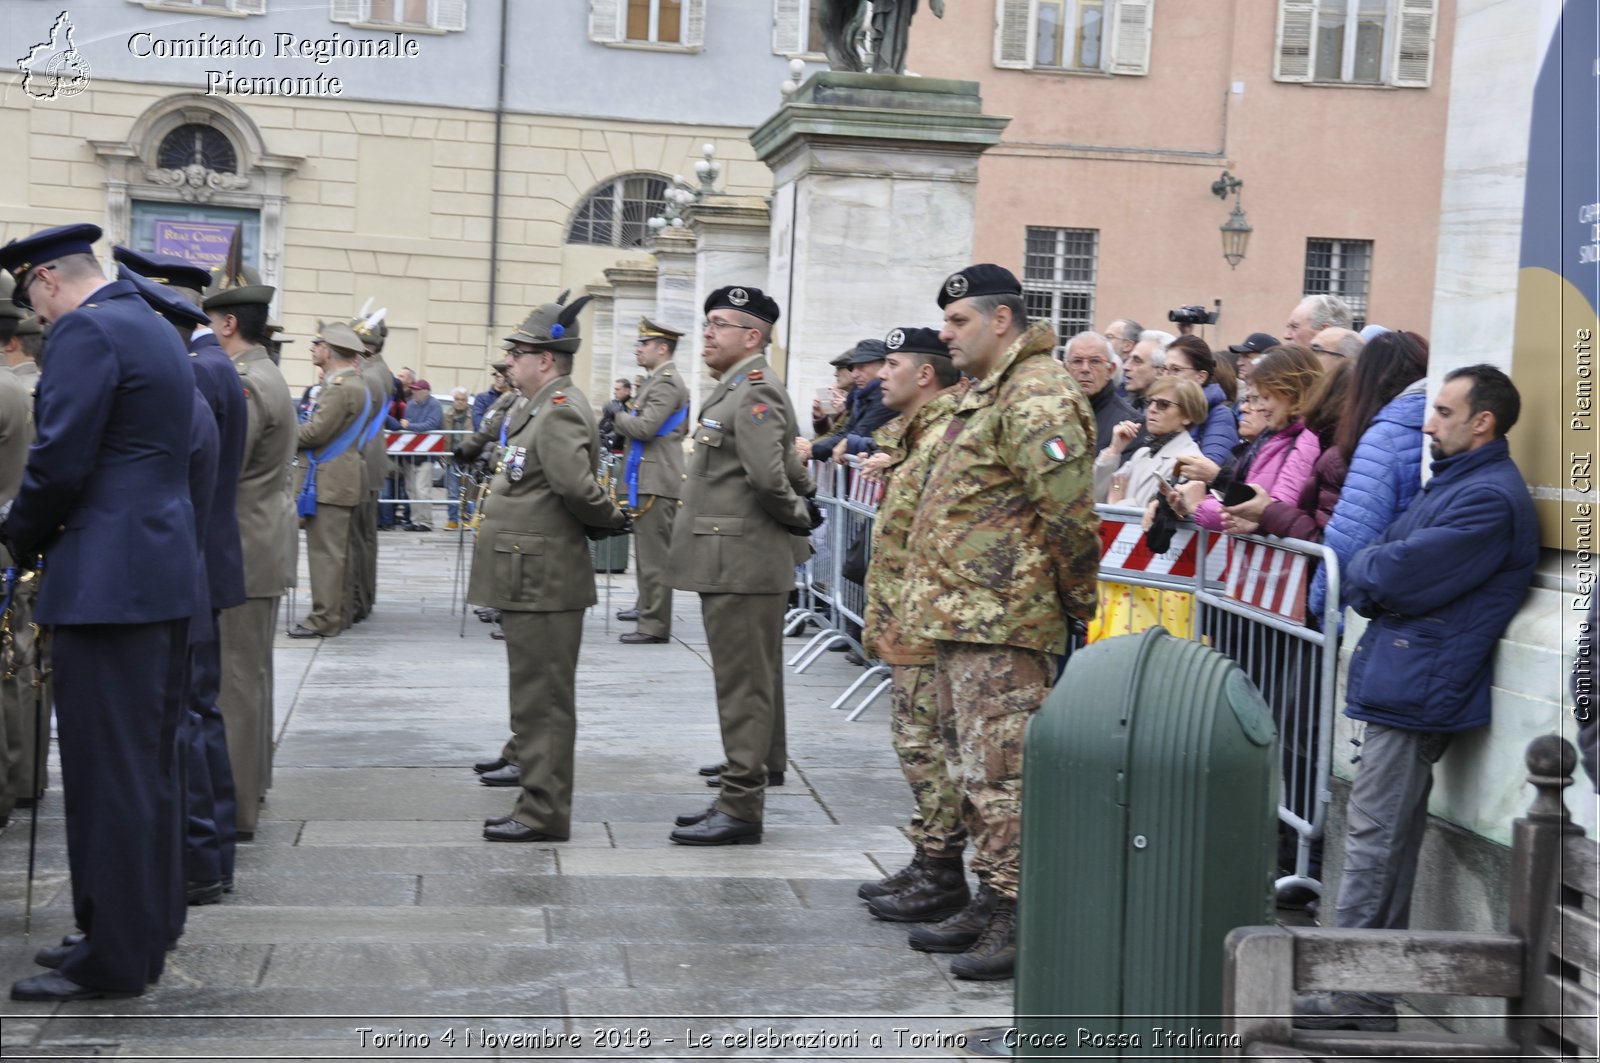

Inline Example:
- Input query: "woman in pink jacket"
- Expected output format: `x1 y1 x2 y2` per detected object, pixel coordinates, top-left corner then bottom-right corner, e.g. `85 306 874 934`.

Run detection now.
1162 344 1324 530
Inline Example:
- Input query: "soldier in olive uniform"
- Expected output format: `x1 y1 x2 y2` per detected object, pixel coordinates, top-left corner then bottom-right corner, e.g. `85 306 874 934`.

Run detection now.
611 317 691 644
855 327 974 924
900 264 1099 980
668 286 818 846
0 281 37 823
469 292 628 842
289 323 371 639
351 311 391 625
205 283 296 836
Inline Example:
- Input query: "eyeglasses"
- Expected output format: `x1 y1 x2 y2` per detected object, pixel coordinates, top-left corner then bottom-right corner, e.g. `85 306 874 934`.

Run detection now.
1067 358 1109 369
508 345 539 358
1147 398 1178 412
15 265 51 309
702 317 754 332
1159 362 1197 376
1309 344 1343 358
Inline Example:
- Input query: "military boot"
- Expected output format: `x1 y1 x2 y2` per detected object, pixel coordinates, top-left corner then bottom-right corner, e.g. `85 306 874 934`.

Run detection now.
948 895 1017 981
857 848 925 901
907 882 996 953
866 855 969 923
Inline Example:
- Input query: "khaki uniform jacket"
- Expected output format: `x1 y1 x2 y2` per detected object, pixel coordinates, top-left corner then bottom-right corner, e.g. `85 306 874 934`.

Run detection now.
863 382 967 666
10 362 40 397
360 355 394 495
294 365 367 507
0 367 34 505
466 376 624 612
457 390 520 463
903 322 1100 654
232 345 297 598
669 354 810 595
609 360 690 500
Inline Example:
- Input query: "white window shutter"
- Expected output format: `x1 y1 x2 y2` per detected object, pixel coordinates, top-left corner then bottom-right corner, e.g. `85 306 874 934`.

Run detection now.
330 0 370 24
1273 0 1316 82
431 0 466 30
1106 0 1153 75
993 0 1035 69
683 0 706 48
772 0 804 56
233 0 267 14
1390 0 1437 87
589 0 625 43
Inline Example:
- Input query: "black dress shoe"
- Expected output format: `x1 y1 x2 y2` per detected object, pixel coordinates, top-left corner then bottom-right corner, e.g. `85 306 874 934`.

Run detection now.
697 761 727 777
11 971 139 1002
619 632 668 644
669 809 762 846
474 756 510 774
479 764 521 786
187 880 224 906
287 624 325 639
616 608 640 621
33 943 72 969
707 771 784 788
483 820 567 843
61 932 84 947
490 628 505 641
484 813 515 827
674 803 716 827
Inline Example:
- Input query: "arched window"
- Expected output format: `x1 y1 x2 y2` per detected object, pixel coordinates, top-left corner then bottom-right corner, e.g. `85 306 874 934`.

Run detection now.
157 123 239 174
566 174 668 248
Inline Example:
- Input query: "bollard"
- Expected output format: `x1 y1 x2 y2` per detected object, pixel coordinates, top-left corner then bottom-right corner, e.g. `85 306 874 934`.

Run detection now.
1013 626 1277 1058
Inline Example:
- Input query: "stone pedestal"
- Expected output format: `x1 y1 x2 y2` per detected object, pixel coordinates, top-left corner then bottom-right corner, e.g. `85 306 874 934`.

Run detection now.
602 260 658 392
750 72 1009 412
584 279 616 399
683 193 773 405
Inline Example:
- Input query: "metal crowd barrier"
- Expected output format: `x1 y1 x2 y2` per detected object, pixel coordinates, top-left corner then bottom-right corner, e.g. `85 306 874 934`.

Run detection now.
791 485 1341 905
378 429 471 510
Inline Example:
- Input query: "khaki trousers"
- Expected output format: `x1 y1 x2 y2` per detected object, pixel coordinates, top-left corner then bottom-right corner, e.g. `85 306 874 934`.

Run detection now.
359 493 379 614
303 504 354 636
219 596 279 833
501 609 584 838
0 588 47 811
632 497 675 638
701 591 788 823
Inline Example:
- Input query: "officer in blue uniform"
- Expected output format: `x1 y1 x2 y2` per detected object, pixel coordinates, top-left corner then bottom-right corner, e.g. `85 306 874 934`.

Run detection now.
0 224 198 1002
115 247 249 909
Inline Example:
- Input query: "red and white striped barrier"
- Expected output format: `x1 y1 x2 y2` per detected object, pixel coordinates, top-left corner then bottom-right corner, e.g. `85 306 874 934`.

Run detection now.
1222 538 1309 623
385 432 451 455
1097 519 1228 582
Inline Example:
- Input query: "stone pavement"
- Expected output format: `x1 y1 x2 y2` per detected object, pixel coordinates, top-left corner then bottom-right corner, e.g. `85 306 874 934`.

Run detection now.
0 528 1012 1060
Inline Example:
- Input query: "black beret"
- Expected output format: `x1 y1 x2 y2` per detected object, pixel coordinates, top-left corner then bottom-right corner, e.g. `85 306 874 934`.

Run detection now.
704 285 780 326
118 265 209 329
0 223 102 308
936 263 1022 309
884 326 950 358
112 246 211 294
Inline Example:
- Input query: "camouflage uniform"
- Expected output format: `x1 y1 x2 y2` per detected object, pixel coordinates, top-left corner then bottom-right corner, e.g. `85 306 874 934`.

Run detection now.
864 382 970 859
902 321 1098 899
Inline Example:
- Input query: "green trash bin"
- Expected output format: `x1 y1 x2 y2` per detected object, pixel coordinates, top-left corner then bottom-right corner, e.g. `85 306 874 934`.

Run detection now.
591 533 629 574
1013 625 1277 1058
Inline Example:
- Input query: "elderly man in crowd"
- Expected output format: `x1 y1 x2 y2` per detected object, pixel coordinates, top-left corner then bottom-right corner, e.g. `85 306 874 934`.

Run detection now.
1121 330 1170 411
1308 326 1365 371
1283 293 1353 345
1064 330 1135 450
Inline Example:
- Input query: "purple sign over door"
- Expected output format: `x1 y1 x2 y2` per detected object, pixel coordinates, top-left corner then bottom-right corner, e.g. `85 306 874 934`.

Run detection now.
151 220 236 268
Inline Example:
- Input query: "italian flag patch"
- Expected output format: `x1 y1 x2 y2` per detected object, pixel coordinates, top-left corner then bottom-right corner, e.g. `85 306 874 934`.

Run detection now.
1043 436 1068 462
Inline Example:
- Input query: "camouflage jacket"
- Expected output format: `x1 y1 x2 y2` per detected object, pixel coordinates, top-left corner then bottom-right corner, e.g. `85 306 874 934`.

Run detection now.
903 322 1099 654
863 382 968 666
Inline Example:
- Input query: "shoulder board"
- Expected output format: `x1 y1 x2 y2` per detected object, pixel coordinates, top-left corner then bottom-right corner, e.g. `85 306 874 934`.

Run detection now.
551 393 568 406
662 368 674 378
748 369 764 382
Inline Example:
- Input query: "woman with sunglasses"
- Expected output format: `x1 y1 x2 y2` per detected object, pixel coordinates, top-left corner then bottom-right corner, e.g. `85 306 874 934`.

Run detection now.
1094 377 1206 506
1159 335 1239 465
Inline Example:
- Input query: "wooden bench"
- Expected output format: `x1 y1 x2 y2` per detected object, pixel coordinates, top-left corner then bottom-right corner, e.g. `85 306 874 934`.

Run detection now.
1223 734 1598 1058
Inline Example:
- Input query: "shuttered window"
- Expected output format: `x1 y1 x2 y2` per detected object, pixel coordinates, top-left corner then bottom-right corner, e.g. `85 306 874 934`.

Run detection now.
1275 0 1436 87
329 0 467 30
129 0 267 12
994 0 1151 75
772 0 828 57
592 0 705 48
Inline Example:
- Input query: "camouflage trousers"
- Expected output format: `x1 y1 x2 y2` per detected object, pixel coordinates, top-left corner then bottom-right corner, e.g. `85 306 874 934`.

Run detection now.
933 640 1056 900
890 664 969 859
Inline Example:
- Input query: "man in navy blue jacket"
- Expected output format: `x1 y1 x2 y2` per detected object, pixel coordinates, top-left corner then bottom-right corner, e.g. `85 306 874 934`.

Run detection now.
0 224 198 1001
1297 365 1538 1031
796 338 895 463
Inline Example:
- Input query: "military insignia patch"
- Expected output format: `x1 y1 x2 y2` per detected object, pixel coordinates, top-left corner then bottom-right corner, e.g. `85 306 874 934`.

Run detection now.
730 374 745 387
748 369 764 381
1043 436 1068 462
551 393 568 406
701 418 724 430
507 446 528 481
728 287 750 307
943 273 969 300
886 328 906 350
751 403 770 424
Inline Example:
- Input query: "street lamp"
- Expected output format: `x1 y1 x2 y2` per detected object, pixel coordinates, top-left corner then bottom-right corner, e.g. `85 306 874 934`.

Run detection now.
1211 170 1252 270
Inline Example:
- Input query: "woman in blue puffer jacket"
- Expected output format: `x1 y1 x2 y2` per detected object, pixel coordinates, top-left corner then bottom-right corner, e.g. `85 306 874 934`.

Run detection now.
1309 330 1430 621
